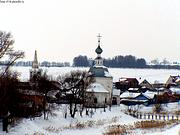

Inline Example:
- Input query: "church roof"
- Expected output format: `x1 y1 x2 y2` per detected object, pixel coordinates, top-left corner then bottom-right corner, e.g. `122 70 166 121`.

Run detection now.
87 83 109 93
89 65 112 78
95 45 103 54
32 50 39 69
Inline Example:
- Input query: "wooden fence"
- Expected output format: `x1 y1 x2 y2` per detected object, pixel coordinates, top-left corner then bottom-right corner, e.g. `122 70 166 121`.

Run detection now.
126 112 180 121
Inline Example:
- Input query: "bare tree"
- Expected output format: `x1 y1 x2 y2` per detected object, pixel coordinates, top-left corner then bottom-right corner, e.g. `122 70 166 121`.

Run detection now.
35 71 53 119
57 70 94 118
0 31 24 116
0 71 20 116
0 31 24 75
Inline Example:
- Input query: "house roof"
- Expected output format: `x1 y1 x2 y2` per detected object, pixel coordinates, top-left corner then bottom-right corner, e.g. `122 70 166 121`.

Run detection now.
118 77 139 84
86 83 109 93
120 91 140 98
128 88 139 91
120 91 155 99
143 91 156 99
170 87 180 94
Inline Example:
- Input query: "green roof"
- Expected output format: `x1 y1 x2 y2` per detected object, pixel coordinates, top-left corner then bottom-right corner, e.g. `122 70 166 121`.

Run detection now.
95 45 103 54
89 66 112 78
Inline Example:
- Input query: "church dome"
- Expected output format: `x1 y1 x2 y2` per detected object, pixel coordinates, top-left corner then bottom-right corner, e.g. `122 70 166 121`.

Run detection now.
95 45 103 54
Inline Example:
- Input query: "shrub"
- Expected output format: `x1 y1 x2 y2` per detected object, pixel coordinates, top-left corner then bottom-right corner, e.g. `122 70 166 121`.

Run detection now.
153 104 163 113
103 125 128 135
134 120 179 129
75 122 86 129
85 120 95 127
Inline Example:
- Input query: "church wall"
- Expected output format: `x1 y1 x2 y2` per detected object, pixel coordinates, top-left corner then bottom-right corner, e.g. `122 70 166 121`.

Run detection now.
86 92 110 107
94 77 113 98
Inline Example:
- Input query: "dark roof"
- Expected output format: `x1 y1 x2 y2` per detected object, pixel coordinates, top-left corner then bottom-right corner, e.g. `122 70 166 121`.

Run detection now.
89 66 112 78
95 45 103 54
119 78 139 83
95 56 102 60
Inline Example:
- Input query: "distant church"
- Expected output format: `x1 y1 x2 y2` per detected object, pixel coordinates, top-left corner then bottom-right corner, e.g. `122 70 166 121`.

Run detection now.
30 50 42 82
87 34 113 107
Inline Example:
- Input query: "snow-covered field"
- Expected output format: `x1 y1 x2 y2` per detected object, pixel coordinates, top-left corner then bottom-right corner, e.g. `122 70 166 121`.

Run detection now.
6 104 180 135
1 67 179 135
12 66 180 84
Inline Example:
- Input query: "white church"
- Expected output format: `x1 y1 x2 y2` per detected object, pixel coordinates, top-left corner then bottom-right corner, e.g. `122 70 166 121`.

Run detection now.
87 34 113 107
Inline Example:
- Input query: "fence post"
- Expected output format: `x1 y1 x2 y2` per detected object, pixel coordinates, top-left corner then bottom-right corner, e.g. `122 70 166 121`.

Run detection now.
144 114 146 119
139 114 142 119
155 114 158 120
163 115 166 121
159 115 161 120
167 115 169 121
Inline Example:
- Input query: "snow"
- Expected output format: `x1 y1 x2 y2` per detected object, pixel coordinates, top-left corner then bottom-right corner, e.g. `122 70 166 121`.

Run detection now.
170 87 180 94
120 91 140 98
11 67 180 84
93 65 107 69
1 103 179 135
128 88 139 91
143 91 156 99
87 83 109 93
6 105 139 135
175 78 180 83
1 67 179 134
104 71 112 77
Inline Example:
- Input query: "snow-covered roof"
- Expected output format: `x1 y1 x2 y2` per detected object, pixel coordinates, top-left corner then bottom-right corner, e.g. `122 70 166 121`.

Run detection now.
170 87 180 94
112 89 121 96
120 91 155 99
120 91 140 98
104 71 112 77
128 88 139 91
175 78 180 83
93 65 107 68
121 99 148 103
143 91 156 99
47 90 59 98
87 83 109 93
119 78 127 82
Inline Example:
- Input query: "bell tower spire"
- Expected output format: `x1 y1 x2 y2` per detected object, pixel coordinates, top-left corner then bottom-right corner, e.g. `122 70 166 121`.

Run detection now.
30 50 41 82
32 50 39 69
97 33 101 46
95 33 103 66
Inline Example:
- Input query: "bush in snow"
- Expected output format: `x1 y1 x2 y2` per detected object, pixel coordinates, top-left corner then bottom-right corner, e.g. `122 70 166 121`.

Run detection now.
153 104 163 113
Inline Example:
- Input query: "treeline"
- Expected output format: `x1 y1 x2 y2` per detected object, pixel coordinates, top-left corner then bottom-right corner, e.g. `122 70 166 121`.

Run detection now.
73 55 147 68
73 55 180 69
104 55 146 68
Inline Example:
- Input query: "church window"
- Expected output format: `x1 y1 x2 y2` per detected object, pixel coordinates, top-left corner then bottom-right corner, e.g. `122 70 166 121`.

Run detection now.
105 98 107 103
94 98 97 103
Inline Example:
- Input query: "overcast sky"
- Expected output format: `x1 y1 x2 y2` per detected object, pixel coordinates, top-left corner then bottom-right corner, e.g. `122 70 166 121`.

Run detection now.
0 0 180 63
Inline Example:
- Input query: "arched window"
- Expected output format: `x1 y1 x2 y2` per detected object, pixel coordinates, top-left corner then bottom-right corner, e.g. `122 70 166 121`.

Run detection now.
105 98 107 103
94 98 97 104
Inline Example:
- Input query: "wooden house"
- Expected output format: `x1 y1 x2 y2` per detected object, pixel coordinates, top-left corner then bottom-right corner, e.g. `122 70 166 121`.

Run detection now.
165 75 180 87
120 91 155 106
115 77 139 91
139 79 154 90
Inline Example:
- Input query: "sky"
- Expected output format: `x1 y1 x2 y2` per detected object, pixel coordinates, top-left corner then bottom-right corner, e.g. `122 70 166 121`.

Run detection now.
0 0 180 63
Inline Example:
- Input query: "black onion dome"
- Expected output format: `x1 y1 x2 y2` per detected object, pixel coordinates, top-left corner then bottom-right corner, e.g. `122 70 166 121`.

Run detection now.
95 45 103 54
